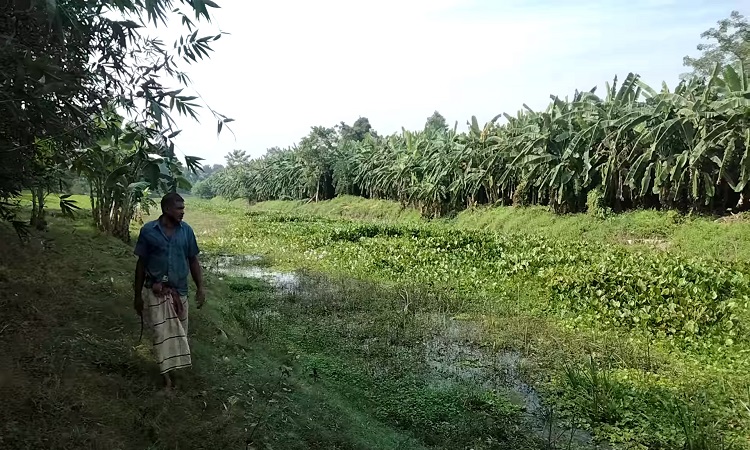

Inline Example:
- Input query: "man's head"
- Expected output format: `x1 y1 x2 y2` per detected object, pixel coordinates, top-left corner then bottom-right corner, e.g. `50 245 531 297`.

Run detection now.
161 192 185 223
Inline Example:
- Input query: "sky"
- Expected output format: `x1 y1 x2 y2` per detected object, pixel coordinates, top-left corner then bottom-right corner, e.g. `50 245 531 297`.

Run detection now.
145 0 747 165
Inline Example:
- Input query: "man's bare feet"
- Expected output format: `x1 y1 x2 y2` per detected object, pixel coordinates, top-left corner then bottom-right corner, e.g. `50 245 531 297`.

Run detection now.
163 372 173 390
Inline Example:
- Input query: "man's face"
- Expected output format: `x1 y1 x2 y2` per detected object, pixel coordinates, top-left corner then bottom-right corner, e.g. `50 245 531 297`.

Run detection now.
165 200 185 222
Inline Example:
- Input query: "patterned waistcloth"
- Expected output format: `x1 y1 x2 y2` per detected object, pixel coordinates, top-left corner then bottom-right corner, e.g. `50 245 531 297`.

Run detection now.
142 287 191 374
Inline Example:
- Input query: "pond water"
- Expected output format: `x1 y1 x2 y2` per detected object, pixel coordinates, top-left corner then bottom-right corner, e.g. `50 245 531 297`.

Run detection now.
211 253 601 449
423 314 598 448
213 254 301 293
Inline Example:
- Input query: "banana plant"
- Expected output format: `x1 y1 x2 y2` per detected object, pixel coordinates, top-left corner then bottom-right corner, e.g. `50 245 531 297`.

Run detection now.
204 64 750 217
72 113 202 242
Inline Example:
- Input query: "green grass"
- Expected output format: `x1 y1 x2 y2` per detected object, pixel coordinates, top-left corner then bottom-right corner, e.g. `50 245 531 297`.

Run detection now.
453 204 684 239
0 197 544 450
247 195 423 222
6 194 750 449
245 196 750 264
189 197 750 450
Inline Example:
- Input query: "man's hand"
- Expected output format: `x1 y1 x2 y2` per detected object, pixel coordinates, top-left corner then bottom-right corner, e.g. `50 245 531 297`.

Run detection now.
196 287 206 309
134 293 144 317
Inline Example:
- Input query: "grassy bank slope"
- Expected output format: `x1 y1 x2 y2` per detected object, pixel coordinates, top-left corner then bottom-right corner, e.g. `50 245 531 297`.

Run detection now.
0 206 428 450
246 197 750 263
246 195 422 223
0 213 255 449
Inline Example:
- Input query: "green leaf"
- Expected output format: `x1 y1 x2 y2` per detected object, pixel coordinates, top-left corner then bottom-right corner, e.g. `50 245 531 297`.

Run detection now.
723 65 742 92
143 163 161 187
105 165 131 187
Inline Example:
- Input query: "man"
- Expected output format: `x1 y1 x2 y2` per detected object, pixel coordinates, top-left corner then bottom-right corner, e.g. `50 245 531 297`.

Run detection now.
133 192 206 391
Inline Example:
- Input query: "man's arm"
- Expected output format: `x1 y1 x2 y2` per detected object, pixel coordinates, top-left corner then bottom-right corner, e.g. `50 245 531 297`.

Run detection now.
134 256 146 316
186 226 205 308
189 255 205 308
189 255 203 290
133 227 149 316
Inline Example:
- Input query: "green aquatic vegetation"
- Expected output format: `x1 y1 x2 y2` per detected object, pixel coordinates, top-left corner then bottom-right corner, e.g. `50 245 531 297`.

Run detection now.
192 201 750 449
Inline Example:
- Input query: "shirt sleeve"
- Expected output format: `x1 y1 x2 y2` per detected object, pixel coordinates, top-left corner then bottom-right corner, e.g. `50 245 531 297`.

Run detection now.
134 227 149 258
187 226 200 259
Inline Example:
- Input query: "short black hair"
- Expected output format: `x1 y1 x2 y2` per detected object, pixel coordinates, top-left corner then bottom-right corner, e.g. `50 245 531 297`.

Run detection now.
161 192 184 213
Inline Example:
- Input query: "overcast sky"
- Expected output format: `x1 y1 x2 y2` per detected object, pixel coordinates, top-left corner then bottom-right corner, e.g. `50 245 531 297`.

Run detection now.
150 0 745 165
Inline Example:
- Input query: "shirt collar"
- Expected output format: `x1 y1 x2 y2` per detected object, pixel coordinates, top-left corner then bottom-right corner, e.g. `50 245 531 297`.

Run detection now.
153 215 183 231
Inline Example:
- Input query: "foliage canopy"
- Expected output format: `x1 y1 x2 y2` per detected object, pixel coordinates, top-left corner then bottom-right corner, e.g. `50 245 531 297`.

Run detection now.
1 0 232 235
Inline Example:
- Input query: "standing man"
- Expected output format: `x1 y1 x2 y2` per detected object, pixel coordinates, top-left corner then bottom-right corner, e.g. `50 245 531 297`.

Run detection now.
133 192 205 391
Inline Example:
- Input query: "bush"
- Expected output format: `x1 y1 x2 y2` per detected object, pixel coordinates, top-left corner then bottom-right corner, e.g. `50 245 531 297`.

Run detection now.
586 187 611 219
192 179 217 199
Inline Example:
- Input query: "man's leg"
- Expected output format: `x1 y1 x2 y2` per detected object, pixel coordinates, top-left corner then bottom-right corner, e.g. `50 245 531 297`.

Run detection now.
145 290 190 391
143 289 169 391
163 372 173 390
168 295 190 390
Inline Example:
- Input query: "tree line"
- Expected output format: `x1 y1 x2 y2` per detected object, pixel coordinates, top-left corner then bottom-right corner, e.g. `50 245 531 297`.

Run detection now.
2 5 747 241
198 11 750 218
1 0 230 240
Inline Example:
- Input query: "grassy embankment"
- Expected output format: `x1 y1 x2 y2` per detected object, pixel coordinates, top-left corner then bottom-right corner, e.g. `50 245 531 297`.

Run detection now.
201 195 750 450
3 193 750 449
240 194 750 263
0 194 541 450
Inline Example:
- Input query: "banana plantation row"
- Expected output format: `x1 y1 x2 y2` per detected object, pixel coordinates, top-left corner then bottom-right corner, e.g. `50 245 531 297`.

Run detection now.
197 66 750 217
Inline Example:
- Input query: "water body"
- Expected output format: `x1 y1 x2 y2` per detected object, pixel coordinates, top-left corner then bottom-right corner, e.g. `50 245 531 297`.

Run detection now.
422 314 600 448
212 254 602 449
213 254 301 293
